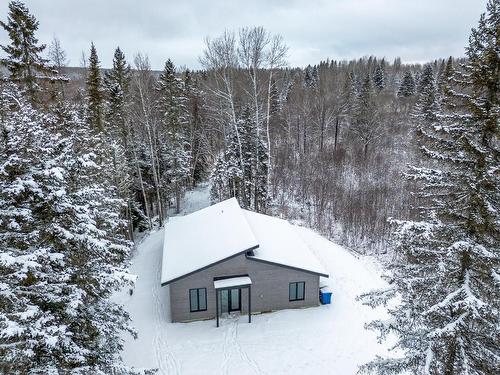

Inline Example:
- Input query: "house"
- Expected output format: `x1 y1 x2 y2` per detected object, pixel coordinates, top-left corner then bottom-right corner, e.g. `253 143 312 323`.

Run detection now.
161 198 329 326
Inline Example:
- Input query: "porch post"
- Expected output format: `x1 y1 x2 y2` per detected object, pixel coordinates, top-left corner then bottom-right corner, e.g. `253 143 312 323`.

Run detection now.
248 285 251 323
216 288 219 328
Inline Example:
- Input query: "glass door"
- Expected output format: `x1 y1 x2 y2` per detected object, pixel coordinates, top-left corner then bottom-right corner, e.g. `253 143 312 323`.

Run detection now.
219 288 241 314
220 289 229 314
230 288 240 312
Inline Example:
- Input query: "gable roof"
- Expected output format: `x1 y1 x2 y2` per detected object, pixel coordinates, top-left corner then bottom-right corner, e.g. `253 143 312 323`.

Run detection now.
161 198 259 285
161 198 328 286
242 210 328 277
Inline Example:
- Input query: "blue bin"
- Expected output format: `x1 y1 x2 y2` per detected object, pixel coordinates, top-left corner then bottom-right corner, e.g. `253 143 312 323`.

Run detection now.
319 290 332 305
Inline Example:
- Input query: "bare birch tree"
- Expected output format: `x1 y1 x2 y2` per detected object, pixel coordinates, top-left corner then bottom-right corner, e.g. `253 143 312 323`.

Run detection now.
132 53 164 225
200 31 243 170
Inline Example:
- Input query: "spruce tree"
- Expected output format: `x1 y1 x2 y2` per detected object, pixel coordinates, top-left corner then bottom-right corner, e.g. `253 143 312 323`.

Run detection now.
0 1 50 97
373 60 386 91
183 70 208 185
210 125 243 203
239 108 254 208
438 56 454 92
0 83 136 373
413 73 440 127
268 76 281 116
253 130 269 212
86 43 103 131
304 64 318 88
105 47 131 145
157 59 183 131
104 47 134 238
409 66 441 166
397 70 416 97
360 2 500 374
351 74 379 157
417 64 434 94
157 59 191 213
210 153 230 203
342 71 358 117
209 107 269 212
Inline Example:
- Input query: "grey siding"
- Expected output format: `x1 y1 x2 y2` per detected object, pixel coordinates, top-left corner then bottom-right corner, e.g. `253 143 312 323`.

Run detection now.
168 254 320 322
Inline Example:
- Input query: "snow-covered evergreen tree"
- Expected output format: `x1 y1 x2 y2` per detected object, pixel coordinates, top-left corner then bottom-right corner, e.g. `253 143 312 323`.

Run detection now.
105 47 131 145
104 47 135 239
239 109 255 208
0 83 136 373
373 60 386 91
252 131 269 212
412 74 440 132
157 60 185 131
157 59 191 213
438 56 454 93
342 71 358 118
210 125 243 203
183 70 209 185
417 64 434 94
0 1 51 99
359 2 500 374
209 107 269 212
397 70 415 97
350 74 380 157
304 64 318 89
239 106 266 210
210 153 230 203
86 43 103 131
164 131 191 214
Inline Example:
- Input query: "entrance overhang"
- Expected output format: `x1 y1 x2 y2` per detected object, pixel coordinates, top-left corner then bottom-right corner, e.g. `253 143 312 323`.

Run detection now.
214 276 252 327
214 276 252 290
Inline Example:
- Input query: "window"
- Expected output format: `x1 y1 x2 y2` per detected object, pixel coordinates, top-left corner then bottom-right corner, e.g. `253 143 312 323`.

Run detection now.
189 288 207 312
289 282 305 301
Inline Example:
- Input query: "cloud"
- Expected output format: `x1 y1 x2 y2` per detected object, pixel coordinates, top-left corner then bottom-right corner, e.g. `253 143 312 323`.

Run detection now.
0 0 488 70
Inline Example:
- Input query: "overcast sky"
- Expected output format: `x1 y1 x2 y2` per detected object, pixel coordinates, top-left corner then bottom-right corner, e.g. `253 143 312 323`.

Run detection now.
0 0 488 70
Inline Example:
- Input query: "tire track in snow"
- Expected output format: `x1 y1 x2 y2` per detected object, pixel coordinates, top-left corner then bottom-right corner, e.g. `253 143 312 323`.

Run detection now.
152 280 174 374
152 249 181 375
153 187 210 374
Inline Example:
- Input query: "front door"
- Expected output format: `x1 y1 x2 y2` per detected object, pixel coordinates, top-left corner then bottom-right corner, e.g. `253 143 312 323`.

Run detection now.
220 288 241 314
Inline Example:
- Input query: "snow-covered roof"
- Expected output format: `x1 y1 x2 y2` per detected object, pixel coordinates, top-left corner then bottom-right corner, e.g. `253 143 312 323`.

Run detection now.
161 198 259 285
161 198 328 286
214 276 252 289
242 210 328 277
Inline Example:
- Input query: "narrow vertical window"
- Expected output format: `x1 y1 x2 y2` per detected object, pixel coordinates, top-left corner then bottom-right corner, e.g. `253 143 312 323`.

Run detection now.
289 282 305 301
297 281 305 300
289 282 297 301
198 289 207 310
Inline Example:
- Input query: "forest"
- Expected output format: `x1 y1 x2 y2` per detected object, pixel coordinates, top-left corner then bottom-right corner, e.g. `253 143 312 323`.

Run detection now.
0 0 498 374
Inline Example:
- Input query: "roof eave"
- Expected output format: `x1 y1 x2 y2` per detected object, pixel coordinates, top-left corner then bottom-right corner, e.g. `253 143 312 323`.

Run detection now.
246 256 329 278
161 244 259 286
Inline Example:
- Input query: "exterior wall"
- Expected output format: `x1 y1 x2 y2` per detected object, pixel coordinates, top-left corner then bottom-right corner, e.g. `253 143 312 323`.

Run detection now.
168 254 320 322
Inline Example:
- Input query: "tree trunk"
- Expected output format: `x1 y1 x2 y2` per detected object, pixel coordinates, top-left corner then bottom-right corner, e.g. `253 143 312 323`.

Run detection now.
334 116 339 151
132 146 152 231
127 201 134 242
138 83 163 226
175 182 181 214
265 70 273 195
444 340 457 375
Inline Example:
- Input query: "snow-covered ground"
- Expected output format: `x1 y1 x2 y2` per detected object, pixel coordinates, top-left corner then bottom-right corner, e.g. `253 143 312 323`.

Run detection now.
114 184 392 374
